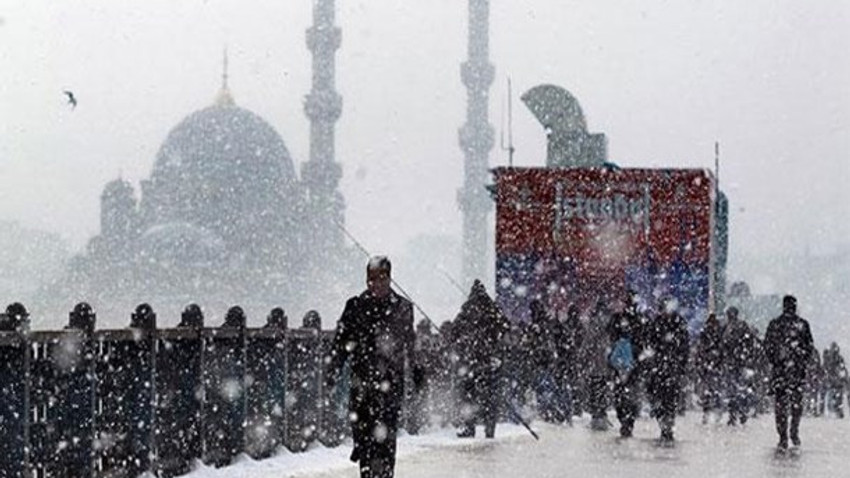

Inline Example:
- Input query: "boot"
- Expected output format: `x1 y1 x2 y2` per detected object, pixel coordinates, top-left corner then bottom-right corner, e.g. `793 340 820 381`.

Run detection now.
457 424 475 438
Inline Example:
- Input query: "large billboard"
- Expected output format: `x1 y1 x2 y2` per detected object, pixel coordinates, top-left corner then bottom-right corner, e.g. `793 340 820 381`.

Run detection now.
493 166 717 333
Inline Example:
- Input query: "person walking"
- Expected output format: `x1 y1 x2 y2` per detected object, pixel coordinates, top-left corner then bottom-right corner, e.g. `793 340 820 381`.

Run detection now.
822 342 847 418
764 295 816 452
581 299 613 430
453 279 510 438
325 257 416 478
606 290 646 438
643 297 690 444
695 313 724 424
722 307 757 426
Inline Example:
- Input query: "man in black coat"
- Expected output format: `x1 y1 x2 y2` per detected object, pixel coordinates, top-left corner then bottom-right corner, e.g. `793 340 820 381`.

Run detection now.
764 295 815 451
722 306 757 426
643 298 690 443
326 257 416 478
552 304 583 424
454 279 510 438
695 313 724 423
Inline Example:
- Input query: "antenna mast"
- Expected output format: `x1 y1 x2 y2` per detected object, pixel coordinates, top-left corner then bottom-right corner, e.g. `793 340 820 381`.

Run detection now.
499 76 515 166
715 141 720 196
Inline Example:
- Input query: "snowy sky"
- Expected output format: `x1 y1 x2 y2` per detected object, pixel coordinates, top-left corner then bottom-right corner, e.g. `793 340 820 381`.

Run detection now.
1 0 848 292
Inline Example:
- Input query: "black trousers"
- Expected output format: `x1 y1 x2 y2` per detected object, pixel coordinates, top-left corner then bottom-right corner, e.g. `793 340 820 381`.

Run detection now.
587 375 609 420
647 375 681 436
459 370 500 437
350 390 401 478
613 373 640 434
727 370 751 424
774 385 804 444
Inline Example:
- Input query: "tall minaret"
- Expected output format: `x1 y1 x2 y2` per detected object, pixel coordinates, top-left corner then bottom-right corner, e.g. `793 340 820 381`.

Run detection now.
303 0 345 262
458 0 495 287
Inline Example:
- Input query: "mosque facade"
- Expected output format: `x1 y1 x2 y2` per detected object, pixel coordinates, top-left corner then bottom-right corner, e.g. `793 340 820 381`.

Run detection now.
42 1 355 325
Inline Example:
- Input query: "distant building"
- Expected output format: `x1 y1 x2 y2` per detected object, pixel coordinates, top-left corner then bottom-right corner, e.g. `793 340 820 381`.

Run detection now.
40 81 353 324
41 2 356 325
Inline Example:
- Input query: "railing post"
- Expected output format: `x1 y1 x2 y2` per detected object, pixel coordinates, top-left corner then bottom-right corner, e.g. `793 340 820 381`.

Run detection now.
28 304 94 477
202 306 246 467
284 312 323 452
245 307 288 459
155 304 204 477
319 327 348 447
128 303 157 477
0 303 31 477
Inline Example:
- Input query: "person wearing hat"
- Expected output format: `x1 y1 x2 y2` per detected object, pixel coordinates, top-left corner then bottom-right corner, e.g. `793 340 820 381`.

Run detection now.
764 295 816 452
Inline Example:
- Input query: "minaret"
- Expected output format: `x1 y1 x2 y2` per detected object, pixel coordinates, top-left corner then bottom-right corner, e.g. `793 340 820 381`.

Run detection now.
303 0 345 269
458 0 495 287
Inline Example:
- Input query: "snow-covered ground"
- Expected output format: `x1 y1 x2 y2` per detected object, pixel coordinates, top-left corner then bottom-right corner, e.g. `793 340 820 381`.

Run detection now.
184 413 850 478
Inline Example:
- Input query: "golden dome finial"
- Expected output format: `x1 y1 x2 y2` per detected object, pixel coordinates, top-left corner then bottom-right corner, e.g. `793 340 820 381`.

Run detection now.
215 46 235 107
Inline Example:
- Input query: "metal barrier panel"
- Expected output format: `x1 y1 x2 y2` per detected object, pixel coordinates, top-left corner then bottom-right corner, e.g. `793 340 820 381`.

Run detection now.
201 328 245 467
29 330 95 478
284 329 321 452
94 330 155 478
155 328 203 477
245 329 287 459
318 330 348 446
0 332 29 477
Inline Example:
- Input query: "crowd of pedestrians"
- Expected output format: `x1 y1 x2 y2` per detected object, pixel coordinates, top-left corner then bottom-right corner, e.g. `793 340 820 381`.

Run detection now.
409 285 841 452
324 257 843 477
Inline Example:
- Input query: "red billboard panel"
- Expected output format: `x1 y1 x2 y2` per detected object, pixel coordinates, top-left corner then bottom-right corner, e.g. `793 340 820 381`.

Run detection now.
494 166 716 332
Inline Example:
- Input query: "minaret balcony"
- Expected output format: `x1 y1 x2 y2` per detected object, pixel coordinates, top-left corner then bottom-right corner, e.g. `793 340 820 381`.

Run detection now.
306 26 342 53
304 90 343 122
460 61 495 89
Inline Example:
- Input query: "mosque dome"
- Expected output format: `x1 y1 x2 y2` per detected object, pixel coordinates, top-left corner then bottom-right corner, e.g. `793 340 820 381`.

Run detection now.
140 96 300 245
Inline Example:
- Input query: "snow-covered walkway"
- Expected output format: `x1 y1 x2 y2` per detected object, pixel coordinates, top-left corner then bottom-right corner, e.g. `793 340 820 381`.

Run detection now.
186 413 850 478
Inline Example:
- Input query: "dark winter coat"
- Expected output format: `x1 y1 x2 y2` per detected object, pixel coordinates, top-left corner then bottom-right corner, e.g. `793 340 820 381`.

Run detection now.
453 286 511 379
642 311 690 384
764 312 815 392
327 289 416 421
552 309 584 380
527 302 555 371
606 306 647 369
823 346 847 387
722 318 757 375
695 318 724 381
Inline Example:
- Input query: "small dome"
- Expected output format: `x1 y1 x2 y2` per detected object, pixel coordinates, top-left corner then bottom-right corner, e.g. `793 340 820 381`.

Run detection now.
101 178 134 200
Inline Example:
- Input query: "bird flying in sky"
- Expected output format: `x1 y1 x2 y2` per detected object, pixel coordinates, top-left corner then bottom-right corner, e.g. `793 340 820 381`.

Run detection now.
63 90 77 109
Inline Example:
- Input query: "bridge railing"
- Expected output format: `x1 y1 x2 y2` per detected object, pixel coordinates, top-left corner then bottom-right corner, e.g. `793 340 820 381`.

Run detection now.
0 303 349 478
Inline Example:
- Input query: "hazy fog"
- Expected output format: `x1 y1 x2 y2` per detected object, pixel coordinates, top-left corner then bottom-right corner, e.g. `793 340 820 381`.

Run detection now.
1 1 848 337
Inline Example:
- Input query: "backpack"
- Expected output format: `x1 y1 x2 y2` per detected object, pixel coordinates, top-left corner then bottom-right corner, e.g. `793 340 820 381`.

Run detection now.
609 337 635 373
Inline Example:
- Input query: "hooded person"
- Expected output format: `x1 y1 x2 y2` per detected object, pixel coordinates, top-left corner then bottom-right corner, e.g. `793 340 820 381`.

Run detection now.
453 279 511 438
